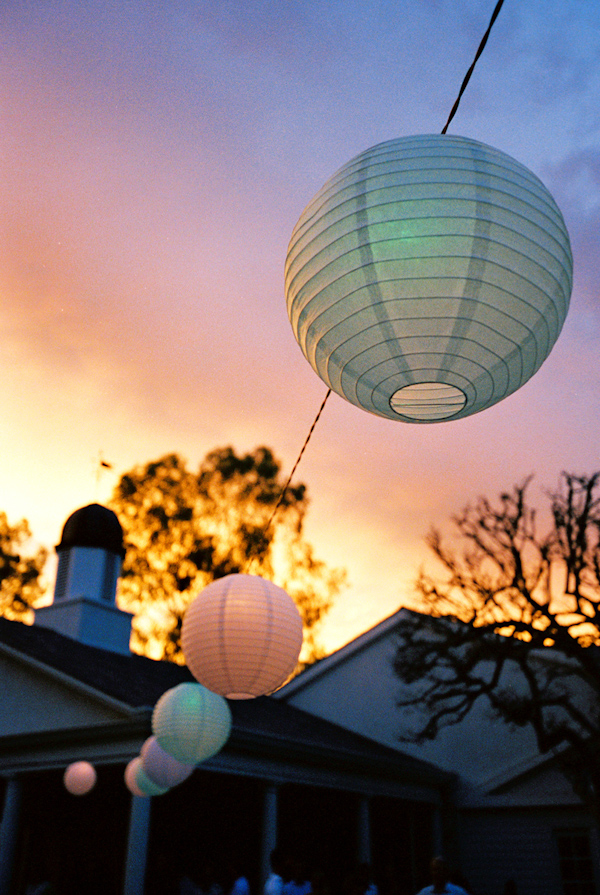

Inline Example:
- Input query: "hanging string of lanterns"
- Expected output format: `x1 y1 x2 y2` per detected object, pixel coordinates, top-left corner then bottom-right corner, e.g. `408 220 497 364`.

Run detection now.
122 683 232 798
66 1 570 811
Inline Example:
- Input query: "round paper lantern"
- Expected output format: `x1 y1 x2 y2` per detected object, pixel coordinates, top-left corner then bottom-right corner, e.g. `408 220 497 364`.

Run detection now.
140 736 195 789
134 760 170 797
152 682 232 764
64 761 96 795
124 758 146 797
124 756 169 797
181 574 304 698
285 134 572 423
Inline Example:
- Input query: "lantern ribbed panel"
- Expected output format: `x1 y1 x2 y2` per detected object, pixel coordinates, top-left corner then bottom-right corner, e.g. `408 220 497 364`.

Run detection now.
181 574 304 699
141 736 195 788
285 134 573 422
152 682 232 764
63 761 96 795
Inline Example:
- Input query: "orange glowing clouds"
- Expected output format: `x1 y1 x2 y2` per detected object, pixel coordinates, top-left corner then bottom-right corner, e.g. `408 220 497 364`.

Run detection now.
0 3 599 652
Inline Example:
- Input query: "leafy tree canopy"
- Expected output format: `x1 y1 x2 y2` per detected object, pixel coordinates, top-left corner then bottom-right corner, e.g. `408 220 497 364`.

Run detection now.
0 512 47 622
110 446 346 663
393 472 600 810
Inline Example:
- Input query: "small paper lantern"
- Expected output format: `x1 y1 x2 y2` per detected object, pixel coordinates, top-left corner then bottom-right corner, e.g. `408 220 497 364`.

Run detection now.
140 736 195 788
285 134 573 422
64 761 96 795
124 756 169 797
124 758 146 797
152 682 232 764
181 574 304 698
134 760 170 797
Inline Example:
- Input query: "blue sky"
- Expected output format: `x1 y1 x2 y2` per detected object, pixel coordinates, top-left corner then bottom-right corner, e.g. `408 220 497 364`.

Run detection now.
1 1 599 650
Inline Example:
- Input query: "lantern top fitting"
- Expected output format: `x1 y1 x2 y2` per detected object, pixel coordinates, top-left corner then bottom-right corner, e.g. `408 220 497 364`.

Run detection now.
285 134 573 423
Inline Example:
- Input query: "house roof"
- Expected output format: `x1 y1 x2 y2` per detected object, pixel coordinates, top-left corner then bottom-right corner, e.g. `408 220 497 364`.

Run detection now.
0 616 453 792
276 607 412 697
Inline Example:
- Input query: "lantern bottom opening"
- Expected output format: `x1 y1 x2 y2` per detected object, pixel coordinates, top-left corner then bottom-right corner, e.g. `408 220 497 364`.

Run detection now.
389 382 467 421
225 691 257 700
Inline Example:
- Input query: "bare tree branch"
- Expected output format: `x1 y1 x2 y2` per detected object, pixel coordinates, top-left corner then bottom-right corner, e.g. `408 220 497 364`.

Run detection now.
393 473 600 814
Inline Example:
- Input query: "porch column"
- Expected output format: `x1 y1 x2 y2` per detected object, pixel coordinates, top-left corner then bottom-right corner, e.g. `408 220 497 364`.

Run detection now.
0 776 22 894
123 795 152 895
432 805 444 855
261 784 279 886
357 796 372 864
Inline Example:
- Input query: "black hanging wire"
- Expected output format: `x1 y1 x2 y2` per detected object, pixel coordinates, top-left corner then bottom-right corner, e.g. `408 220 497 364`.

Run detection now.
441 0 506 134
264 387 332 530
249 0 506 565
245 387 331 574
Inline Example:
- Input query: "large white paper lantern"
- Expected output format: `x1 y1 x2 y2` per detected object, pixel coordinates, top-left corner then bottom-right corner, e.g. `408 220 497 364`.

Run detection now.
285 134 572 423
152 682 232 764
141 736 195 789
64 761 97 796
181 574 304 699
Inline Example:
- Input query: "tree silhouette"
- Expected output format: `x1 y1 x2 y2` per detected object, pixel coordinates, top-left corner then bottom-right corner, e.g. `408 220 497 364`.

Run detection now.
110 446 345 662
392 472 600 812
0 512 47 621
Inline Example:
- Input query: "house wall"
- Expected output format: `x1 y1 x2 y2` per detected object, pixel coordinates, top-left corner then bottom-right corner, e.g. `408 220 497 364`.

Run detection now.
457 806 600 895
279 634 541 790
278 619 600 894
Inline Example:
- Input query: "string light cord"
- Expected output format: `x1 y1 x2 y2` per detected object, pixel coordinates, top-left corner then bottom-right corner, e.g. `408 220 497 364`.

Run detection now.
246 388 332 573
442 0 506 134
252 0 506 557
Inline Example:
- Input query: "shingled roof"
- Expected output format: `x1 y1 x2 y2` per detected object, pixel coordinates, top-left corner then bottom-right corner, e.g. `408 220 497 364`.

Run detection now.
0 616 452 789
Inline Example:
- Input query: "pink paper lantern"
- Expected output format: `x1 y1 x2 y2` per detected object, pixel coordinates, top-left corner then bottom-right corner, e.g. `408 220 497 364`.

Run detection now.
152 682 232 764
141 736 195 789
124 758 146 797
181 574 303 698
64 761 96 796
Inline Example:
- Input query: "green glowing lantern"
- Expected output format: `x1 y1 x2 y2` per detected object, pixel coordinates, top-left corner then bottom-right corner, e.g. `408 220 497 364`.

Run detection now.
285 134 572 422
152 682 232 765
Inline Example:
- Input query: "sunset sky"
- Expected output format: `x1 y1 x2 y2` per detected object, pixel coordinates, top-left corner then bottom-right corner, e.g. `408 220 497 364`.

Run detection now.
1 1 600 652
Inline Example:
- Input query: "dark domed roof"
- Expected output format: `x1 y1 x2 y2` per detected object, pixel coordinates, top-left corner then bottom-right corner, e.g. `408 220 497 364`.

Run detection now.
57 504 125 556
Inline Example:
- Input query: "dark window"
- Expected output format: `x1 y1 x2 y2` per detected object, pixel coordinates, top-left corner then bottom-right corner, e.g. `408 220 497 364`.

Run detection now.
556 829 597 895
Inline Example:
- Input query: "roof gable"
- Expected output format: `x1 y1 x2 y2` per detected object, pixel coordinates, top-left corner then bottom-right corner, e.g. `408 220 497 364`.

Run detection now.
0 645 133 736
0 617 451 792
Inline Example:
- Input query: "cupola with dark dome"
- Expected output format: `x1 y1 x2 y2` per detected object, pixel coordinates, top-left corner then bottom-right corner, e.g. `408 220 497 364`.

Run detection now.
35 503 133 655
57 503 126 557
